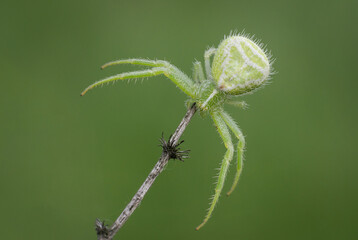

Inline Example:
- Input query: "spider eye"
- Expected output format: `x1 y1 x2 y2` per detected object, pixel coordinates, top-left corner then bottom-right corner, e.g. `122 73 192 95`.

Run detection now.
212 35 271 95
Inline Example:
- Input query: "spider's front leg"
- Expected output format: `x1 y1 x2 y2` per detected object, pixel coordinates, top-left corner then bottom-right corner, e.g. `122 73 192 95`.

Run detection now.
193 61 205 83
80 67 166 96
220 111 245 196
196 110 234 230
81 59 196 98
204 48 216 81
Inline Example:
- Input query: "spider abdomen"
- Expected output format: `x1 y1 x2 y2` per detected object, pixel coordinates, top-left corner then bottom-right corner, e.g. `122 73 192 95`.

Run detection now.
212 35 271 95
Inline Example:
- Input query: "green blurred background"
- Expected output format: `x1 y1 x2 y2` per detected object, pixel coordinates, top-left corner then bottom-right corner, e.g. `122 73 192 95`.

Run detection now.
1 0 357 239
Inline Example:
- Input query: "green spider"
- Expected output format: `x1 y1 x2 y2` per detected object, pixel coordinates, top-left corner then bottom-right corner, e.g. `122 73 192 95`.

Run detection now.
81 33 273 230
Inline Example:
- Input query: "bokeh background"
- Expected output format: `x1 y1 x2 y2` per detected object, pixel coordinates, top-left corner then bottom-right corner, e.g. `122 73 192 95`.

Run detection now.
1 0 357 239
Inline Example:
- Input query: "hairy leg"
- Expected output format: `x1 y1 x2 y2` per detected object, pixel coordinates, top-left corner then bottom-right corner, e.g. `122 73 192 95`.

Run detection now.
193 61 205 82
101 59 167 69
80 68 166 96
81 59 196 98
226 100 249 109
196 110 234 230
204 48 216 81
220 111 245 196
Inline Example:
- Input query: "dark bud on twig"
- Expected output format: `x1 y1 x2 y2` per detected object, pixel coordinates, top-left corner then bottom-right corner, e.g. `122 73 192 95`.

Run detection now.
95 219 111 238
159 133 190 161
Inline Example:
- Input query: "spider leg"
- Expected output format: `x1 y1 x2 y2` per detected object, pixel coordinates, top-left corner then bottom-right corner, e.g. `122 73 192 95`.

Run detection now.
220 111 245 196
162 63 196 97
81 59 196 97
204 48 216 81
196 110 234 230
193 61 205 82
80 67 166 96
101 59 167 69
226 100 249 109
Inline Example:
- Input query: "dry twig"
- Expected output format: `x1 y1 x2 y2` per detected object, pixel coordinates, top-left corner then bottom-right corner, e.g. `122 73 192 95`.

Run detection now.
95 103 197 240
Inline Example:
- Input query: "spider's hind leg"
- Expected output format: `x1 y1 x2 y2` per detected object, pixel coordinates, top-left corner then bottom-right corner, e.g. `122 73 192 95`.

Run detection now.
196 110 234 230
220 111 245 196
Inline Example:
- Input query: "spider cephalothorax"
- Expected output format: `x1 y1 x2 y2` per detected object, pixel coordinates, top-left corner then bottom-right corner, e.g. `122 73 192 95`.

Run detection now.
81 33 273 230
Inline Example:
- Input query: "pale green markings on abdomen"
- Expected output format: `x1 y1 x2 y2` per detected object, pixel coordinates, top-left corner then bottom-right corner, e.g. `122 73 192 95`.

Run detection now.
212 35 271 95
